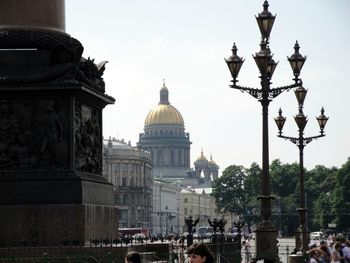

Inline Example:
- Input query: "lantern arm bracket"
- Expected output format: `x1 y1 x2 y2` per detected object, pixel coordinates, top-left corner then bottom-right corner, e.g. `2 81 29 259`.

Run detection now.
230 84 263 100
277 134 325 146
303 134 325 145
269 82 302 99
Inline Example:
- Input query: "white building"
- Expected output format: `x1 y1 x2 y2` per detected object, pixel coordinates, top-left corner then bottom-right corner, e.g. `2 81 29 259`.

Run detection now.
103 137 153 229
181 187 236 232
152 180 182 237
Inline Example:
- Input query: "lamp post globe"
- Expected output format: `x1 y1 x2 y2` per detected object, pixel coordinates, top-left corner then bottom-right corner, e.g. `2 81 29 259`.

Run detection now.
225 43 244 85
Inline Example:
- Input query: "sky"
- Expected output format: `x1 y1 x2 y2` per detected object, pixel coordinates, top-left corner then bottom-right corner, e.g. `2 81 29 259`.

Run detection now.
66 0 350 172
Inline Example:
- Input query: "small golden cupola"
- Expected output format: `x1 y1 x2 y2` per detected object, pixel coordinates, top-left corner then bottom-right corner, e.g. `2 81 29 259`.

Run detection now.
194 149 209 166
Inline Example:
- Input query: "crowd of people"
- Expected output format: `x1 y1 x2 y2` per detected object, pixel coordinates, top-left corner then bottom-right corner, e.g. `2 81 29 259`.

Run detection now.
308 235 350 263
124 242 215 263
123 235 349 263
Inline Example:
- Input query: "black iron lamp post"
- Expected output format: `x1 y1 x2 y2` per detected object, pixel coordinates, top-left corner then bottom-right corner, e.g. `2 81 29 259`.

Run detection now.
225 1 303 262
165 205 168 237
274 87 328 253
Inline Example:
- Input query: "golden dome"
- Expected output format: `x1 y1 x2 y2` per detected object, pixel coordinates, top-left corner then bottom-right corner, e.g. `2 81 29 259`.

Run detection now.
209 159 217 165
144 82 184 126
145 104 184 126
195 150 208 162
209 154 218 167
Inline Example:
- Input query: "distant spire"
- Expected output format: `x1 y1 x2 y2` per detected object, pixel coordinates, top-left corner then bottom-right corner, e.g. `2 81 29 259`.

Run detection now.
159 79 170 105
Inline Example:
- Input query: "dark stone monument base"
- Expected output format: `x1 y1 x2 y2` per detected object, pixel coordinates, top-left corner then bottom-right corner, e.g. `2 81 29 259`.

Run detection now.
0 203 117 247
0 27 116 248
0 175 114 205
255 227 278 262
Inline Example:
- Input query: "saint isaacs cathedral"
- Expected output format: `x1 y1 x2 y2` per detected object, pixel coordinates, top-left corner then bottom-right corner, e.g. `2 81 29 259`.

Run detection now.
138 82 219 187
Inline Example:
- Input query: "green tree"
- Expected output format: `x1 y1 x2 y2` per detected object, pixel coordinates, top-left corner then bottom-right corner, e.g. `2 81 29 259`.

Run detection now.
214 158 350 234
245 162 261 202
270 159 298 198
306 165 337 230
333 158 350 230
244 162 262 224
212 165 246 216
270 159 299 235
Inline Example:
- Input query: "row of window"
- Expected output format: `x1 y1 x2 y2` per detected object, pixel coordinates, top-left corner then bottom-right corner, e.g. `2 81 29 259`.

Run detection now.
118 208 150 221
144 128 185 137
107 163 152 188
153 149 190 167
116 192 152 207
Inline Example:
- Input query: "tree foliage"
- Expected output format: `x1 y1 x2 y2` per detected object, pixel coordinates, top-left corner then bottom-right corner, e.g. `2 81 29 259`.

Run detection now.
212 157 350 234
332 158 350 230
212 165 246 215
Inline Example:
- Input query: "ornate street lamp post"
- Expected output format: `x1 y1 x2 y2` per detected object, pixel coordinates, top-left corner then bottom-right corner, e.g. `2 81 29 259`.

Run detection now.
165 205 169 237
225 1 303 261
274 88 328 253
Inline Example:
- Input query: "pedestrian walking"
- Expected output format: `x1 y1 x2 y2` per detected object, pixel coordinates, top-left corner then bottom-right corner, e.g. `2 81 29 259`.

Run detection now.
187 242 215 263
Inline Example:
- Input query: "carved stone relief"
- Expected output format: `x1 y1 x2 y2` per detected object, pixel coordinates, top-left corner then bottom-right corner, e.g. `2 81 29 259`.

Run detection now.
74 101 102 174
0 99 69 170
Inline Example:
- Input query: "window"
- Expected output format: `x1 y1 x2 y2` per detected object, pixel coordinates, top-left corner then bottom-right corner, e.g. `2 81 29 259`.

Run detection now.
170 150 175 166
157 150 163 165
178 150 182 166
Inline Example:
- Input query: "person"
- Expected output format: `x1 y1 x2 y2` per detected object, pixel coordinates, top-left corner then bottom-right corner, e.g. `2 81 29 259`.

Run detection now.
125 251 142 263
343 241 350 263
309 249 321 263
319 240 331 263
329 242 335 255
332 243 344 263
339 237 350 263
242 240 251 263
187 242 215 263
308 247 327 263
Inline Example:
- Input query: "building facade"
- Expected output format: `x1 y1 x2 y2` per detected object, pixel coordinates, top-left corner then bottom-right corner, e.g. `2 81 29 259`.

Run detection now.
152 180 182 237
181 188 235 232
103 138 153 229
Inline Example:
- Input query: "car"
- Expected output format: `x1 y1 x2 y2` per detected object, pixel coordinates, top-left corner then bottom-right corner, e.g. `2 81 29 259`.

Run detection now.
132 233 146 239
196 226 214 239
310 231 323 240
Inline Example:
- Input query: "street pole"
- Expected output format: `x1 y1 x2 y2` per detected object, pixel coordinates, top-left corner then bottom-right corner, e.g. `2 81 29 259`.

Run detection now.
166 205 168 237
225 1 304 262
275 102 328 253
278 197 282 237
177 207 180 235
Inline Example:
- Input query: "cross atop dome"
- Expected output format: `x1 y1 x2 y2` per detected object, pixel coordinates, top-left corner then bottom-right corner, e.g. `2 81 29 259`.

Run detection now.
159 79 170 105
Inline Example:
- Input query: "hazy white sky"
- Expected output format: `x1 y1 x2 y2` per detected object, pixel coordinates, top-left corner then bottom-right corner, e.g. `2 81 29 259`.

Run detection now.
66 1 349 172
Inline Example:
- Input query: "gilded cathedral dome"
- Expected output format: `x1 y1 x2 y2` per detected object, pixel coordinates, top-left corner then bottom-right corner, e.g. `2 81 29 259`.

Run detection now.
194 150 208 166
144 83 184 126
